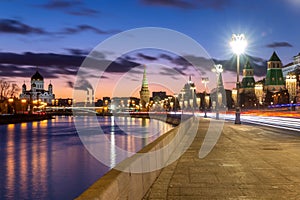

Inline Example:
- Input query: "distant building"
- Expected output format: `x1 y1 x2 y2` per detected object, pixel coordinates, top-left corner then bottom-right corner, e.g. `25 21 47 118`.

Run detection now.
86 88 94 106
233 52 292 107
139 65 150 110
53 98 73 107
265 51 285 92
210 71 226 109
152 91 167 102
286 74 297 103
241 60 255 92
240 60 257 108
255 80 264 105
20 70 55 104
294 53 300 64
111 97 140 111
178 76 199 109
282 52 300 103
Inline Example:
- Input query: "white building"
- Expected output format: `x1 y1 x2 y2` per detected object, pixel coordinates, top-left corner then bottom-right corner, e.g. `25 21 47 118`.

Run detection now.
282 53 300 77
20 70 55 104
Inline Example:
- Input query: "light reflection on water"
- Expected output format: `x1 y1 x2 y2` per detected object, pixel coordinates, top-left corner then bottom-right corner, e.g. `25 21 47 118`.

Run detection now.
0 116 174 200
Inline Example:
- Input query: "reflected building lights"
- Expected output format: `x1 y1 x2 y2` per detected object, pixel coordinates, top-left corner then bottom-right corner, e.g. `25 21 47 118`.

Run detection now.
6 128 15 199
110 116 116 167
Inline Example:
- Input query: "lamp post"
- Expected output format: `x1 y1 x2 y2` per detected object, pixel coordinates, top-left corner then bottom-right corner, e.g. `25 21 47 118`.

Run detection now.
174 94 178 112
202 77 209 118
230 34 247 124
213 64 223 120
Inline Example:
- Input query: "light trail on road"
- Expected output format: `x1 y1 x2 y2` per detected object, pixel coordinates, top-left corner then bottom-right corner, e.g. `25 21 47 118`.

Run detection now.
204 113 300 132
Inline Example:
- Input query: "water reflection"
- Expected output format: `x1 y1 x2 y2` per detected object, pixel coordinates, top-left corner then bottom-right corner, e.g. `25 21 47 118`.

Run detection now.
0 117 104 200
0 116 174 200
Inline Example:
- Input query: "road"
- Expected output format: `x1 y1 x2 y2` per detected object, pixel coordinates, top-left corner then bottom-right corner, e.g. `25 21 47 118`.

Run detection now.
204 112 300 133
144 118 300 199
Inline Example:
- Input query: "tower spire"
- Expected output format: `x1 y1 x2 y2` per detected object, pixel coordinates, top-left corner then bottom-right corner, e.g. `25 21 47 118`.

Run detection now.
142 64 148 87
140 64 150 110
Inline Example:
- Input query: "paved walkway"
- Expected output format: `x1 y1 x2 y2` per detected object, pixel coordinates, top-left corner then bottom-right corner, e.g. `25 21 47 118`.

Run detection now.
144 118 300 199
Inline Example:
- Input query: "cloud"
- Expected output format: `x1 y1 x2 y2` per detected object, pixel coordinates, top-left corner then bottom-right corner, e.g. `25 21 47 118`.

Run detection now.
159 53 193 73
0 52 84 67
159 66 187 76
158 52 267 77
67 81 74 88
137 53 158 61
159 53 173 61
39 0 100 17
42 0 75 9
0 18 118 36
213 54 267 77
142 0 195 9
0 64 59 79
60 24 120 35
74 78 93 90
106 57 142 73
0 51 143 80
67 8 99 16
0 19 47 35
64 48 90 56
266 42 293 48
141 0 231 10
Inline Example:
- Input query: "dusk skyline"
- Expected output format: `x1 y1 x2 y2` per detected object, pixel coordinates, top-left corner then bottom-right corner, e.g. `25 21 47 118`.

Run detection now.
1 0 300 98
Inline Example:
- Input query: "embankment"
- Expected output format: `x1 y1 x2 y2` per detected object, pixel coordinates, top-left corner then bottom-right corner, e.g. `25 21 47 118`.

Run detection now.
75 115 196 200
0 114 53 125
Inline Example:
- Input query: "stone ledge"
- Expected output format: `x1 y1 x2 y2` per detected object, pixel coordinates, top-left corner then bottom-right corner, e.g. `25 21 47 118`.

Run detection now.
75 116 195 200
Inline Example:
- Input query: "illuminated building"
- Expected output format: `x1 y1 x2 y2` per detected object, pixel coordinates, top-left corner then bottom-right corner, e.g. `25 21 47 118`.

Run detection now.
240 60 256 107
265 51 285 92
139 65 150 110
19 70 55 105
286 74 297 103
255 83 264 105
178 76 197 109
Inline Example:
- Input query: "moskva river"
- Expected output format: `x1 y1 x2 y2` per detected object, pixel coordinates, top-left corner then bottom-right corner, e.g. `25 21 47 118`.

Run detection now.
0 116 173 200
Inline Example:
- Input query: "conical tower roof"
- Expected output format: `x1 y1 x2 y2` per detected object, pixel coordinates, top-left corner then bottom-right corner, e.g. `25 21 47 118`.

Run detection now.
217 73 224 88
142 65 148 87
269 51 281 62
244 59 253 69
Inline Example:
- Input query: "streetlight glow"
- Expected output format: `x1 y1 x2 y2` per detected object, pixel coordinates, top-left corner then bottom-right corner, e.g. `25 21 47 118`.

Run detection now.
231 33 247 124
230 34 247 55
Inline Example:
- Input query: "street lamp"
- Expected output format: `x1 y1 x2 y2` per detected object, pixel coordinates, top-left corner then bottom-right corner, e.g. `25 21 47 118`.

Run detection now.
202 77 209 118
230 34 247 124
213 64 223 120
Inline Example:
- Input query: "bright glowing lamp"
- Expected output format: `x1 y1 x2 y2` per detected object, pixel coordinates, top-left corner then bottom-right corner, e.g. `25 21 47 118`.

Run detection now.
230 34 247 55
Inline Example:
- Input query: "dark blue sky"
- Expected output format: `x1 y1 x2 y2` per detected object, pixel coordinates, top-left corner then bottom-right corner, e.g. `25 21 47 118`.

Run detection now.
1 0 299 97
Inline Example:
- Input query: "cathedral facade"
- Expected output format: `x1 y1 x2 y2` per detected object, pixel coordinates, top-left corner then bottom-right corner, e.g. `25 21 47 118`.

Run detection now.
20 70 55 105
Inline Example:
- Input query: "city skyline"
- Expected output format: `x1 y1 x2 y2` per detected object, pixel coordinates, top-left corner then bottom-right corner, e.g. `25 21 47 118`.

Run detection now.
1 0 300 98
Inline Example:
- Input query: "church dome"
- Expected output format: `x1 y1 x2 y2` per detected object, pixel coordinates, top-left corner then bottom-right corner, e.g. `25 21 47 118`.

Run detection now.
31 70 44 81
32 83 36 87
48 83 52 87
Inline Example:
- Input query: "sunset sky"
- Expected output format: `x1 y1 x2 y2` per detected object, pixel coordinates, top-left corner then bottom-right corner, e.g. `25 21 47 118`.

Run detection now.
1 0 300 99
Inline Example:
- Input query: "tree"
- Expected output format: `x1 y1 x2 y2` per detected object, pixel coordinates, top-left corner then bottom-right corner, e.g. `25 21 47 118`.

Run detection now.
0 80 20 100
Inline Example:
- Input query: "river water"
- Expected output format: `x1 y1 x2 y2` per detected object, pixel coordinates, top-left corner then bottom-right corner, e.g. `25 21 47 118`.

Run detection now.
0 116 174 200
